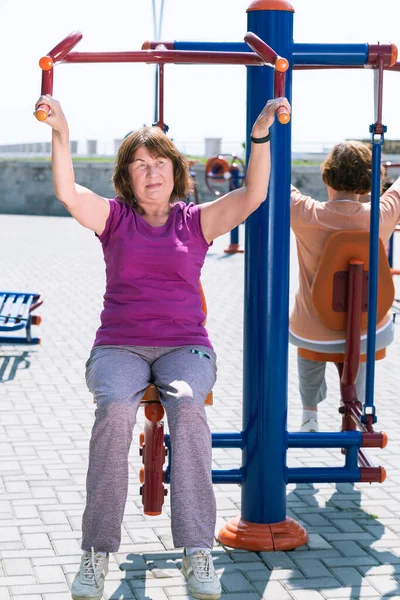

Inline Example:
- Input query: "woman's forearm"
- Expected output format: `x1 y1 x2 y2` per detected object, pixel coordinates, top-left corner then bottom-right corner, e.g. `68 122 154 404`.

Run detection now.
244 138 271 204
51 129 78 206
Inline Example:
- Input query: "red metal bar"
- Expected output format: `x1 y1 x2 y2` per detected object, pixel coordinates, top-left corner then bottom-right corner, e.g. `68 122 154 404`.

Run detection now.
142 40 175 50
294 63 399 71
242 33 290 123
274 70 285 96
39 31 83 71
383 162 400 168
358 448 372 468
140 403 167 516
360 466 386 483
348 404 374 433
374 55 384 135
361 432 388 448
244 32 289 72
41 69 53 95
61 50 267 66
36 69 54 121
273 71 290 123
157 63 165 131
342 260 363 386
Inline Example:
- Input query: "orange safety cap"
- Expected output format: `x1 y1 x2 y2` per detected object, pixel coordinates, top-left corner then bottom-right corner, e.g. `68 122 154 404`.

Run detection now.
35 109 49 122
389 44 398 67
247 0 294 12
380 466 387 483
277 111 291 124
39 55 53 71
275 57 289 72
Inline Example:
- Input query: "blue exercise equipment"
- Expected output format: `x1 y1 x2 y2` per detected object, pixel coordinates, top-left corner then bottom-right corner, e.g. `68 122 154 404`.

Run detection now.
0 292 43 344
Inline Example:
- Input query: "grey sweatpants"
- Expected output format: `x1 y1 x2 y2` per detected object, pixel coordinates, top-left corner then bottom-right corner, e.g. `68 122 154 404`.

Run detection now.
82 344 217 553
298 356 366 408
292 319 395 408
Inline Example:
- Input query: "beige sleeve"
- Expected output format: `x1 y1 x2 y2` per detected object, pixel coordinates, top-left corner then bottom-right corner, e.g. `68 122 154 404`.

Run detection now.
379 176 400 235
290 185 316 227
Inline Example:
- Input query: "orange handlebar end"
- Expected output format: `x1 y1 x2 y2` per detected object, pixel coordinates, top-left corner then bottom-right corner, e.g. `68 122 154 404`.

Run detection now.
39 55 54 71
275 57 289 72
35 104 50 122
277 107 290 124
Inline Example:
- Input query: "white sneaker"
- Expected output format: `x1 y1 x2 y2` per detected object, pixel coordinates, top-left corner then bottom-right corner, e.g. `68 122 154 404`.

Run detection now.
181 549 222 600
300 417 319 432
71 548 109 600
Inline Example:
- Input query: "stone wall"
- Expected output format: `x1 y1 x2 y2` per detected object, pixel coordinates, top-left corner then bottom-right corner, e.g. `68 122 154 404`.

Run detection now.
1 160 399 216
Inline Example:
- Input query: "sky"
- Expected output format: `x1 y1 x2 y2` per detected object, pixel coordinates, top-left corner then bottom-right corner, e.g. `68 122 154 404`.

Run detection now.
1 0 400 155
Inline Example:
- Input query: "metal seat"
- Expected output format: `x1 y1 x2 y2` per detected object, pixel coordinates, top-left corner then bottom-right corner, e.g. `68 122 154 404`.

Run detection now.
141 383 213 405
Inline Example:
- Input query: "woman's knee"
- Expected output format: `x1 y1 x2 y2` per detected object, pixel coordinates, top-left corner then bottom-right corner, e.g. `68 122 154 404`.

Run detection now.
164 393 208 428
95 390 140 413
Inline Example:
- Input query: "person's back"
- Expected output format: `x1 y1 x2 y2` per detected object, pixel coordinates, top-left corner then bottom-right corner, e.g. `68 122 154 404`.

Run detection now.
289 141 400 431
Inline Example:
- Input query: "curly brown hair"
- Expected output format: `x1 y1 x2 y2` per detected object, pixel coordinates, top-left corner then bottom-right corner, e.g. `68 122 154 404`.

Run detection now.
112 127 194 208
321 141 386 195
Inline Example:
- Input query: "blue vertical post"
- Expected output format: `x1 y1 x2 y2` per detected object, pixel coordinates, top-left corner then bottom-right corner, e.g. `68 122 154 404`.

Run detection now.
363 135 383 423
230 167 240 245
224 164 245 253
388 233 394 268
218 0 306 551
241 0 293 527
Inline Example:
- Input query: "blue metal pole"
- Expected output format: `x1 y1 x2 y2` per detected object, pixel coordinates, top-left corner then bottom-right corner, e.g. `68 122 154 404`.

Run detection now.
230 166 241 246
364 136 384 422
173 41 369 66
288 431 362 449
166 432 244 449
241 5 293 525
165 469 243 485
388 232 394 268
287 467 361 484
292 43 368 65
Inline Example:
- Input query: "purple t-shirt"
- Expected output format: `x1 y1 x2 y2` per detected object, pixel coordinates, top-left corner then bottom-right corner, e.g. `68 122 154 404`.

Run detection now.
93 198 213 349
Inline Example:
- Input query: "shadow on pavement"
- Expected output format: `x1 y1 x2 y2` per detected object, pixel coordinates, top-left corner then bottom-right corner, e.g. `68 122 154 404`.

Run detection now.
0 350 31 383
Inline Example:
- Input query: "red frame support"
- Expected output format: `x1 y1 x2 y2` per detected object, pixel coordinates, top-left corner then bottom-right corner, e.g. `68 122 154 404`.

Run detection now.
140 402 167 516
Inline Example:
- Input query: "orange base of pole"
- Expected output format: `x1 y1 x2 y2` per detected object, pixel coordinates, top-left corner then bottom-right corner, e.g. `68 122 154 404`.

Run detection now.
224 243 245 254
218 516 308 552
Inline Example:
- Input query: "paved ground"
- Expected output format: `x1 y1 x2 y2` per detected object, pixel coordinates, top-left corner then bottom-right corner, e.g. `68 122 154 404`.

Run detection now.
1 214 400 600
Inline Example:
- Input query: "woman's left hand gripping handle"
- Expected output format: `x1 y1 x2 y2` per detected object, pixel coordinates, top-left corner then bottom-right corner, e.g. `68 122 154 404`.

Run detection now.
33 95 67 132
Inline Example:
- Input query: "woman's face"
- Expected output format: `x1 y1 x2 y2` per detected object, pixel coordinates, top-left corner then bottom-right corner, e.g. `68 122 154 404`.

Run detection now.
128 146 174 206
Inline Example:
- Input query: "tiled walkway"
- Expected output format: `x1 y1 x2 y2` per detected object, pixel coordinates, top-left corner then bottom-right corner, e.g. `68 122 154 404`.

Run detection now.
0 214 400 599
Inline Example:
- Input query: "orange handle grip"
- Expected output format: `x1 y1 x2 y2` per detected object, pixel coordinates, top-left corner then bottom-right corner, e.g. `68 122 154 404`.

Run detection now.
35 104 50 122
277 106 290 125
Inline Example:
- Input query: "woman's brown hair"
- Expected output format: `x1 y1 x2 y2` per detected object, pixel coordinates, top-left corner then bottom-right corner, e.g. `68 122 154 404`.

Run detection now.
112 127 194 208
321 140 385 195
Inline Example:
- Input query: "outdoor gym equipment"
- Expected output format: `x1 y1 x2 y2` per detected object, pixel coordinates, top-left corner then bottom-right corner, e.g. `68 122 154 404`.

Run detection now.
205 153 246 252
36 0 400 552
298 230 393 476
0 292 43 344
